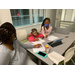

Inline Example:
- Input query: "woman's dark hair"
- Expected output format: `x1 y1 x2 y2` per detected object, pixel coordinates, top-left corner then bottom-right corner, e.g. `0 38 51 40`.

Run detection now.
41 18 51 30
0 22 16 44
0 22 16 37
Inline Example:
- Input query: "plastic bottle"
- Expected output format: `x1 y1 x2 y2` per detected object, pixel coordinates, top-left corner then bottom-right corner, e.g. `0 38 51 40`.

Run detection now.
45 45 49 54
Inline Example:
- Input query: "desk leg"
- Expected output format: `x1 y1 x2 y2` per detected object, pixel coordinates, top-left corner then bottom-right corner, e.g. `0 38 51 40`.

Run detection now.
38 59 41 65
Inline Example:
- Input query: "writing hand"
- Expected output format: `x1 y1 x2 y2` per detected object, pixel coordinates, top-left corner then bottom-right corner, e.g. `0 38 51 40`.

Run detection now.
45 34 48 38
33 44 42 48
35 38 39 41
40 37 44 39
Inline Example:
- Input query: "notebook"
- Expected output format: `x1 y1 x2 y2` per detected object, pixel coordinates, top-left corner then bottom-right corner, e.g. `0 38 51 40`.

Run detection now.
48 51 65 65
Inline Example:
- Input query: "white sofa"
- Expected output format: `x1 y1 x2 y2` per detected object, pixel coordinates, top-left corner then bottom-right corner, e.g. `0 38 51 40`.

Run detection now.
16 29 27 42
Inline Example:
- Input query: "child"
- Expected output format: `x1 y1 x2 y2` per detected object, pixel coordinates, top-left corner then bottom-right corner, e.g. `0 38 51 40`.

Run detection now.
40 18 52 38
28 28 44 42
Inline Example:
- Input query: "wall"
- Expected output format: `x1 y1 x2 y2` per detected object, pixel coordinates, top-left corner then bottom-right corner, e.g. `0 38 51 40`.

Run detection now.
0 9 56 34
46 9 56 28
0 9 12 25
55 9 62 27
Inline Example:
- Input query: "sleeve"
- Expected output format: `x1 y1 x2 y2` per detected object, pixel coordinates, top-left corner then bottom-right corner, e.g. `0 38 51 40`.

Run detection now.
38 34 44 38
47 26 52 35
28 36 35 42
0 52 10 65
17 39 34 49
41 27 46 37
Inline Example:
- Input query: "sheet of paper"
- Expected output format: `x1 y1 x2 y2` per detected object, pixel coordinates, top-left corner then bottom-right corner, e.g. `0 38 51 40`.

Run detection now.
39 38 45 42
48 35 59 41
32 38 45 44
32 43 45 53
48 51 65 65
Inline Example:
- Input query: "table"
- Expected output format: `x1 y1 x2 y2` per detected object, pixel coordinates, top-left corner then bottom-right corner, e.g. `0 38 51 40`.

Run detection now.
25 32 75 65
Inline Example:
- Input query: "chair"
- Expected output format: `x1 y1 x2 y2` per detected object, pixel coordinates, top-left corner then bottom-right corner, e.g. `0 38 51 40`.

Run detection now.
64 47 75 65
54 27 69 35
16 29 27 42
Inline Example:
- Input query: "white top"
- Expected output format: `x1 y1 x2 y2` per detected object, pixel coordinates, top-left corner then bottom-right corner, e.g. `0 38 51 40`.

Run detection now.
0 39 33 65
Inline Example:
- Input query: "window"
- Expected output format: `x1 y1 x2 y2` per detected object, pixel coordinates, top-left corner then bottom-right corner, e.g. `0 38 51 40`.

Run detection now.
32 9 44 24
10 9 45 27
10 9 30 27
57 9 75 32
61 9 73 22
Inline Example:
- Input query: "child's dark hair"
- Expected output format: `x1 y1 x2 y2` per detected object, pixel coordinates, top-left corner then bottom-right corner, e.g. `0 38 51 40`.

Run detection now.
0 22 16 44
41 18 50 30
31 28 37 33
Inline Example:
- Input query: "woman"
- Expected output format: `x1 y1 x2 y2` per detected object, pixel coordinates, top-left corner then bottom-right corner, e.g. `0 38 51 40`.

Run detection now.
40 18 52 38
0 22 41 65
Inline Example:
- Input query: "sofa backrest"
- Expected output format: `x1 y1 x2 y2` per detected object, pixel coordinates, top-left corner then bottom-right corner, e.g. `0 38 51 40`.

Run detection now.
16 29 27 42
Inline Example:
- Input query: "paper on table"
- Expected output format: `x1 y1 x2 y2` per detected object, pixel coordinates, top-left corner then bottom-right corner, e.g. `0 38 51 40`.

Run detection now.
32 43 45 53
39 38 45 42
48 35 59 41
48 51 65 65
32 38 45 44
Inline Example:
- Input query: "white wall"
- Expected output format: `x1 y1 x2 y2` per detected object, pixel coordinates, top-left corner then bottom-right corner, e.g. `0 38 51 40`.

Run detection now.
0 9 12 25
0 9 56 34
55 9 62 27
46 9 56 28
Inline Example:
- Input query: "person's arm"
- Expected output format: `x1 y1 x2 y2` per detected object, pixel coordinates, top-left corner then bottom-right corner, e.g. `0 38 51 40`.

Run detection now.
16 39 42 49
28 36 35 42
17 39 34 48
41 27 46 37
38 34 44 39
0 52 10 65
47 26 52 35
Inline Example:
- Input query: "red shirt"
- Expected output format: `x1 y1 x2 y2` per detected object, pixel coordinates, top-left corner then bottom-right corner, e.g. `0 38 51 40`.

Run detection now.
28 33 44 42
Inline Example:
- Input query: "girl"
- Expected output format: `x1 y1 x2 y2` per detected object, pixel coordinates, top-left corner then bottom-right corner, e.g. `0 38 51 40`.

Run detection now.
40 18 52 38
0 22 42 65
28 28 44 42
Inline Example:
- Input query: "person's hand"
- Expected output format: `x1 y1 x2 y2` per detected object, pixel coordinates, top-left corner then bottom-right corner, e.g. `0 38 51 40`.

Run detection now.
33 44 42 48
40 37 44 39
45 34 48 38
35 38 39 41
